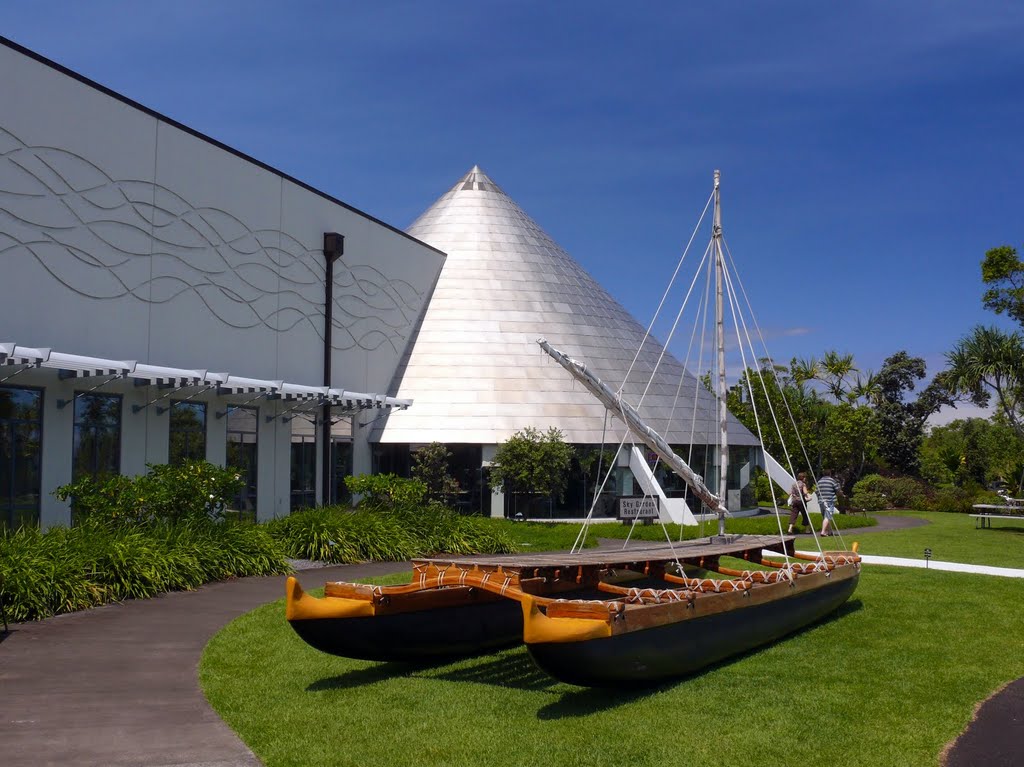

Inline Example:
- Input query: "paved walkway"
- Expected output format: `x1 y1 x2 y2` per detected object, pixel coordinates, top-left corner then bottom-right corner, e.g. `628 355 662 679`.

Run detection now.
1 516 1019 766
0 561 406 767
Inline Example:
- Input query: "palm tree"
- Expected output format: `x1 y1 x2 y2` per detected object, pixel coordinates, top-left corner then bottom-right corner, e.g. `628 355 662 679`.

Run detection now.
818 350 858 403
944 325 1024 439
850 371 882 407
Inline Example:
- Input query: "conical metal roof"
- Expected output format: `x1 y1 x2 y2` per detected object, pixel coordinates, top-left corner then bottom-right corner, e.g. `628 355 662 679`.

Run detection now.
375 166 758 447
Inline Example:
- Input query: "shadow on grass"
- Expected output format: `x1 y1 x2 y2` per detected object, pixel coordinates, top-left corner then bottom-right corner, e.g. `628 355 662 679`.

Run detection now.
306 659 436 691
425 650 559 691
306 648 559 693
537 684 669 719
537 599 865 719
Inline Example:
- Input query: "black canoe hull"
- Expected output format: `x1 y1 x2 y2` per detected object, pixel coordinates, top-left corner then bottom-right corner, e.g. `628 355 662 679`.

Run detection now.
288 597 523 662
527 571 860 687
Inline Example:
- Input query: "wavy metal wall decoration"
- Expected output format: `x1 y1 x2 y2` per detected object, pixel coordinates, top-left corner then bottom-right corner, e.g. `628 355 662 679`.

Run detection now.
0 126 422 352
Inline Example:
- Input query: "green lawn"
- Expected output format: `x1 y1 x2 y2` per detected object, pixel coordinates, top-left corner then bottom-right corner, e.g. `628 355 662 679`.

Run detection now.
201 556 1024 766
799 511 1024 570
491 511 874 551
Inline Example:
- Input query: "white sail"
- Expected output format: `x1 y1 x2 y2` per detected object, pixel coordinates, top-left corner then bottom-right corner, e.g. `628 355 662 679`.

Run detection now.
537 338 725 513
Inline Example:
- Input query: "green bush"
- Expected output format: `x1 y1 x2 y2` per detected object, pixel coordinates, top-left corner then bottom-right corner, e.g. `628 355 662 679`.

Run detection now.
267 503 517 563
266 507 414 563
0 517 290 623
850 490 889 512
850 474 930 511
880 476 930 509
926 486 989 514
753 468 786 504
851 475 884 511
54 461 244 524
345 473 427 511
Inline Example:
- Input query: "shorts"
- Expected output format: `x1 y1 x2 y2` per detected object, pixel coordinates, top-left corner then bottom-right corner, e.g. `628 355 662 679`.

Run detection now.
821 500 835 520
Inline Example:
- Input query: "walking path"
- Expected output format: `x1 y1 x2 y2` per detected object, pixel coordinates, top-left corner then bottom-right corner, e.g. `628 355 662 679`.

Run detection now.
0 515 1019 766
0 561 406 767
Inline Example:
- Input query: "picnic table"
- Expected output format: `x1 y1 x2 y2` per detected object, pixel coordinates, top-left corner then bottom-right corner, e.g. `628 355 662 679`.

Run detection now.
969 503 1024 529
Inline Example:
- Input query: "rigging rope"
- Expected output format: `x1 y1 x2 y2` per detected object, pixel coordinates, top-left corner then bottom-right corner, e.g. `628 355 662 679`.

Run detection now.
619 189 715 396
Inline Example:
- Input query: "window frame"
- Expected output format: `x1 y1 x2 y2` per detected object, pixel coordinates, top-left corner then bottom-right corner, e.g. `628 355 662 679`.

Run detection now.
0 384 44 529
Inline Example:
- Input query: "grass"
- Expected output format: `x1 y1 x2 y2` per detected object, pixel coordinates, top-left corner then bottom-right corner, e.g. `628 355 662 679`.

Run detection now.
593 510 872 542
202 559 1024 767
488 510 874 551
798 511 1024 570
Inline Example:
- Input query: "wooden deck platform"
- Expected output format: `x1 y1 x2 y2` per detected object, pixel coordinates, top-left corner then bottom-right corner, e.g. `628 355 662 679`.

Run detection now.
415 534 795 573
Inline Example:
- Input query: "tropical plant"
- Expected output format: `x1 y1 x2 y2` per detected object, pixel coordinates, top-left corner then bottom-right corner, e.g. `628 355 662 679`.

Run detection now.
54 461 244 523
490 427 574 516
920 418 1024 489
942 325 1024 440
0 515 289 622
411 442 460 504
344 473 427 511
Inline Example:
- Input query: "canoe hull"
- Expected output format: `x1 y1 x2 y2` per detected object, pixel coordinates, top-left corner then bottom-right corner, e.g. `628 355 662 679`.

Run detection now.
527 570 859 686
288 597 523 662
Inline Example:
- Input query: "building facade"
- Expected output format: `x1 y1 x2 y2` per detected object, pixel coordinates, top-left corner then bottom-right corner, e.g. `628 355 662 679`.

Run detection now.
0 38 445 527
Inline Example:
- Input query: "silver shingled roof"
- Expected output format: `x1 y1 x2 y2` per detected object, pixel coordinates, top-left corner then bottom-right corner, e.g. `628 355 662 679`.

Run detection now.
374 166 759 447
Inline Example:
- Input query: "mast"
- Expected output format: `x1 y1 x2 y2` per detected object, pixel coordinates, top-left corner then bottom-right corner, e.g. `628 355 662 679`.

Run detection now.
537 338 724 513
713 170 728 537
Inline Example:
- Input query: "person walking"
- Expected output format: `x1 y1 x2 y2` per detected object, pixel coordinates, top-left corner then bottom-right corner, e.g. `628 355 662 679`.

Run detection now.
816 468 841 536
787 472 811 534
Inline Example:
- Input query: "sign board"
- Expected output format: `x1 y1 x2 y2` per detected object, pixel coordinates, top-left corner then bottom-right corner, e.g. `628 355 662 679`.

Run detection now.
617 496 660 521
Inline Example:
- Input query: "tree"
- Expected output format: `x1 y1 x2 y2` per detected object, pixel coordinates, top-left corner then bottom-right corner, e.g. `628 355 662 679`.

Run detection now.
942 325 1024 439
819 403 880 488
411 442 460 504
871 352 953 475
920 418 1024 489
816 350 858 403
981 245 1024 327
490 427 574 516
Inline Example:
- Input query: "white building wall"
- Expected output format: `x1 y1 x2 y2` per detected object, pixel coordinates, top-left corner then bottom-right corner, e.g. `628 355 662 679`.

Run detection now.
0 41 444 526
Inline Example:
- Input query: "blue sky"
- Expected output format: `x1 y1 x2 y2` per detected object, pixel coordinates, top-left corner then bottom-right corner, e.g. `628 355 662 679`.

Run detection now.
4 2 1023 418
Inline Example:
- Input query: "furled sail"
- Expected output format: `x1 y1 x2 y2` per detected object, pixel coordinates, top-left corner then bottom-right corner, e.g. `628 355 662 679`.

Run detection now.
537 338 725 513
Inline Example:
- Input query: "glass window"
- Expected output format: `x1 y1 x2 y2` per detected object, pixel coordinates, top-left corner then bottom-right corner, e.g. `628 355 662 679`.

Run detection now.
330 439 353 505
226 406 258 522
73 392 122 482
169 401 207 465
0 386 43 529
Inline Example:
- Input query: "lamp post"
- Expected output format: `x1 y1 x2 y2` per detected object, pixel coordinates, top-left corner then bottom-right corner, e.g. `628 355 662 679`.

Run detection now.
322 232 344 506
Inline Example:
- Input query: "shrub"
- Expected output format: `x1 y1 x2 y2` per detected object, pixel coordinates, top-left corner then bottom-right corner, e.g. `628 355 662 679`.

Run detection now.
266 507 417 563
851 490 889 512
411 443 461 504
490 427 574 502
266 504 517 563
344 474 427 512
0 517 290 623
54 461 244 524
850 474 930 511
880 476 930 509
923 486 1000 514
753 468 786 504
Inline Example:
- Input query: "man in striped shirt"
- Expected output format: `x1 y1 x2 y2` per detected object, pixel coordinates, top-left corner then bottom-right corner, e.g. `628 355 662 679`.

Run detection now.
816 469 842 537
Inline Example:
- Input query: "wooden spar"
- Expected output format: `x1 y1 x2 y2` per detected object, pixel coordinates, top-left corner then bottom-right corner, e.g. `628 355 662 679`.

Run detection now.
536 337 725 512
713 169 728 537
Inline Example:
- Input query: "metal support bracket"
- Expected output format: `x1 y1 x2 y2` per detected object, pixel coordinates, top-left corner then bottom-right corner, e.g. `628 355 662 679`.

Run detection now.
57 374 124 409
215 391 268 419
